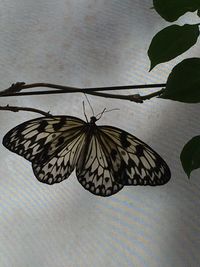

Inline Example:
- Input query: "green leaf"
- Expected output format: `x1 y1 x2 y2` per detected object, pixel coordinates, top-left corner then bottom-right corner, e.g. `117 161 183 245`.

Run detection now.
153 0 200 22
161 58 200 103
148 24 199 70
180 136 200 177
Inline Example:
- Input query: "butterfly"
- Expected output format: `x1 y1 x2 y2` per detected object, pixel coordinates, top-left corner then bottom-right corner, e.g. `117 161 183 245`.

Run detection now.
2 115 171 196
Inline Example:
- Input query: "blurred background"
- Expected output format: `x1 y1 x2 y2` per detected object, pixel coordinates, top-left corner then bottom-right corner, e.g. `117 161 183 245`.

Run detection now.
0 0 200 266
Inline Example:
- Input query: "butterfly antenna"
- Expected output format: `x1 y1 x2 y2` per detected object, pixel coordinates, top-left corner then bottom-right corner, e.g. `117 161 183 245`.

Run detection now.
96 108 107 120
82 101 88 122
104 108 120 113
96 108 119 120
84 93 95 116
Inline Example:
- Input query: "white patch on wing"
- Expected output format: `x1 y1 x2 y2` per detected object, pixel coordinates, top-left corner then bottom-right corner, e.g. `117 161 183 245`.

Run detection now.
141 156 151 169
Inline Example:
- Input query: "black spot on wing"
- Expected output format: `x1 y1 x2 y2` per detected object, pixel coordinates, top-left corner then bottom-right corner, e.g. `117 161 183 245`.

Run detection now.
53 117 66 131
38 120 49 131
120 131 131 148
34 143 52 163
136 144 144 157
113 160 127 184
57 136 65 146
48 163 53 168
111 149 117 161
105 177 109 183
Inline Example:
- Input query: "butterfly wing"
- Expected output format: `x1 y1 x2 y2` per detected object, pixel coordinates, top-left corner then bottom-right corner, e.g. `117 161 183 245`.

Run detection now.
3 115 171 195
3 116 87 184
76 133 124 197
98 126 171 186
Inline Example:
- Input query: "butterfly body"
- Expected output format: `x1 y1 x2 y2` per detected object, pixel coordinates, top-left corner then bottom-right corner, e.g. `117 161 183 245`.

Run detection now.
3 115 171 196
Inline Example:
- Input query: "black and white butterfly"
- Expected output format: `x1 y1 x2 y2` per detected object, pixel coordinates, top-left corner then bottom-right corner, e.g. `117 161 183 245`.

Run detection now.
3 115 171 196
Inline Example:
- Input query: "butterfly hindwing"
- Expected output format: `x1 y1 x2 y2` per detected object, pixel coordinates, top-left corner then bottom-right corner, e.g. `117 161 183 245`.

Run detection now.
99 126 171 186
76 134 124 197
32 129 87 184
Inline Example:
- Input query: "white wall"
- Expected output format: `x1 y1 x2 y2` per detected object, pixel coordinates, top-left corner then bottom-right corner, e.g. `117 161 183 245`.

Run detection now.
0 1 200 266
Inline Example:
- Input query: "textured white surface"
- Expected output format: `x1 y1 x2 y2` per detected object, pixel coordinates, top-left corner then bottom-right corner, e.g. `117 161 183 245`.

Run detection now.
1 1 200 266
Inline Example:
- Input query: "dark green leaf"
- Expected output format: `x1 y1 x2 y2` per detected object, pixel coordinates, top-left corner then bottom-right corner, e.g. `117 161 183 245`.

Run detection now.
180 136 200 177
148 24 199 70
153 0 200 22
161 58 200 103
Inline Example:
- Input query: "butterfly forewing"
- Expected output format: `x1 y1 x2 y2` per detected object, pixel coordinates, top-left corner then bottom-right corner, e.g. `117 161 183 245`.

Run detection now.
99 126 171 186
3 116 86 163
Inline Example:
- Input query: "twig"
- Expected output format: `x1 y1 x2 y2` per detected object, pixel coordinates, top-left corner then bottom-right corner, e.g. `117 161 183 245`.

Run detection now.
0 82 166 103
1 82 26 95
140 88 165 101
0 105 52 117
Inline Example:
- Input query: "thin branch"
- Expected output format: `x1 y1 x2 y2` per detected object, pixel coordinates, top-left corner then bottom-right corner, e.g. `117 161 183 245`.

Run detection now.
87 91 143 102
0 82 166 103
0 105 52 116
0 82 166 94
